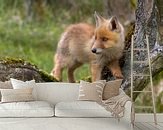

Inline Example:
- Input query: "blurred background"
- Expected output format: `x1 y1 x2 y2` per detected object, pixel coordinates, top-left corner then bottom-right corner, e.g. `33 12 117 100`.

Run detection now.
0 0 136 80
0 0 162 113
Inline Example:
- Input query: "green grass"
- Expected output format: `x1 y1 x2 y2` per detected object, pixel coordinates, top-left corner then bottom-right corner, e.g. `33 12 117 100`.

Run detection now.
0 21 58 71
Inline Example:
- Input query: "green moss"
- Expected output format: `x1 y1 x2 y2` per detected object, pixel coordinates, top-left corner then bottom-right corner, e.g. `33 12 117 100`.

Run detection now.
0 57 58 82
76 76 92 83
156 91 163 113
153 71 163 85
130 0 137 9
0 57 37 68
1 57 26 65
39 70 58 82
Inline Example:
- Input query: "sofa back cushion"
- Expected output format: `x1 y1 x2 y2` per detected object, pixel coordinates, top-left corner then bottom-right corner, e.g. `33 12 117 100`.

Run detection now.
36 82 79 105
35 82 125 105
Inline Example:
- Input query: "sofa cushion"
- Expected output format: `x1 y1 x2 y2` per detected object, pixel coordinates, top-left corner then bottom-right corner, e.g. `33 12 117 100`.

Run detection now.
103 79 122 100
78 80 106 102
55 101 112 117
10 78 37 100
0 101 54 117
1 88 34 103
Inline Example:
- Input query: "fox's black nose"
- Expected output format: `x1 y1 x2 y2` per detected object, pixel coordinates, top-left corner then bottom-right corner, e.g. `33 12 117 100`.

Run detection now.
92 48 96 53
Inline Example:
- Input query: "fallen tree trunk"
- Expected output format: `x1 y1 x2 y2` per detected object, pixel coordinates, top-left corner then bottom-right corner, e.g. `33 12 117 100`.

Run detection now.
0 58 57 82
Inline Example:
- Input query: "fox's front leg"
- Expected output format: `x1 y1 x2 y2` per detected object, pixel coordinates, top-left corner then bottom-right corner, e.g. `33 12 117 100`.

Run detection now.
52 64 63 81
108 60 123 79
90 63 103 82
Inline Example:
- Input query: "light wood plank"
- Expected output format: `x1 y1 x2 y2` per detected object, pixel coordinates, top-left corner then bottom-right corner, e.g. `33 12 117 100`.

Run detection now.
134 124 143 130
134 122 163 130
151 122 163 129
135 122 151 130
144 122 161 130
158 123 163 127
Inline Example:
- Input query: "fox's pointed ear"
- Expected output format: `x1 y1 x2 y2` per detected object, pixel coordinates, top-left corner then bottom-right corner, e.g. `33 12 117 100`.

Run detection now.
109 16 120 32
94 11 105 27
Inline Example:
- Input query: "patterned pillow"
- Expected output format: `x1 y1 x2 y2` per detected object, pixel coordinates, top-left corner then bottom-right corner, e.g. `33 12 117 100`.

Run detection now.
78 80 106 102
103 79 122 100
1 88 34 103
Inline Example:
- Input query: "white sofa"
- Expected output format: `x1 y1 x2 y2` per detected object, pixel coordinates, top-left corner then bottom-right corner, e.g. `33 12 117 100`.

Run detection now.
0 82 132 130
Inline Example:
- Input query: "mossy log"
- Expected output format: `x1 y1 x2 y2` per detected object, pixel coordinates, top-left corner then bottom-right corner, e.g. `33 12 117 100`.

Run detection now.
0 58 58 82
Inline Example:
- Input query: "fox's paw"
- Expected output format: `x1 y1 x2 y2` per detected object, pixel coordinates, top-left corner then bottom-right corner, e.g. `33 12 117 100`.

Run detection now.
113 72 124 79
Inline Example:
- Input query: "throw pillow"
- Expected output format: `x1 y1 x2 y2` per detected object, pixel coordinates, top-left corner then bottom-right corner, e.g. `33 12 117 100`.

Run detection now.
10 78 37 100
103 79 122 100
10 78 36 89
0 81 13 89
1 88 34 103
0 81 13 101
78 80 106 102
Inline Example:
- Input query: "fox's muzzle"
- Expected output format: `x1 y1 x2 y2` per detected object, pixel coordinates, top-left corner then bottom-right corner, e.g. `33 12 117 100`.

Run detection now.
91 48 97 53
91 48 103 54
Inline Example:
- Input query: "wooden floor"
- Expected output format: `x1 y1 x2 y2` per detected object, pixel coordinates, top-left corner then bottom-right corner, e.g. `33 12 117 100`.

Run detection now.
134 122 163 130
133 114 163 130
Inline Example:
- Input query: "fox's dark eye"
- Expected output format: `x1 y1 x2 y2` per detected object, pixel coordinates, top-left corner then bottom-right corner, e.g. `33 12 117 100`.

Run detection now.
101 37 108 42
95 35 97 40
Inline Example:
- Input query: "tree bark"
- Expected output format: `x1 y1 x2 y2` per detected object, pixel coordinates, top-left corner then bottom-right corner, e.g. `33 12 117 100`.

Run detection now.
0 58 57 82
102 0 163 100
156 0 163 45
123 0 163 100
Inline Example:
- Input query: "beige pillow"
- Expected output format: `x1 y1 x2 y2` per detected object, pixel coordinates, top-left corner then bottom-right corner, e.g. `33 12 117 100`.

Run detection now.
1 88 34 103
0 81 13 89
0 81 13 101
10 78 37 100
103 79 122 100
78 80 106 102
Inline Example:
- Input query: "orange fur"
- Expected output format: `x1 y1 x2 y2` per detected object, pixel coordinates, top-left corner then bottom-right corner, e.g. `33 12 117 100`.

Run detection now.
51 14 125 82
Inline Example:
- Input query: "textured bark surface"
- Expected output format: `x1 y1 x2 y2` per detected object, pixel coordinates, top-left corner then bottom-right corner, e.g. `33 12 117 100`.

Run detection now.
156 0 163 45
0 58 57 82
102 0 163 100
122 0 163 100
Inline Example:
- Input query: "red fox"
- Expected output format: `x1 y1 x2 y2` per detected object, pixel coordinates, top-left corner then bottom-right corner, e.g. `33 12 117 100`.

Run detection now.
51 12 125 82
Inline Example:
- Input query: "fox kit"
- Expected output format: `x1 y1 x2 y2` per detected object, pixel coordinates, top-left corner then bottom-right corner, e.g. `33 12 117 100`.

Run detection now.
51 12 125 82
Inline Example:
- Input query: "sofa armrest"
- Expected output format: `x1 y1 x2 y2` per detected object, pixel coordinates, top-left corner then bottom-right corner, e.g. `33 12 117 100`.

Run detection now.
122 101 132 123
